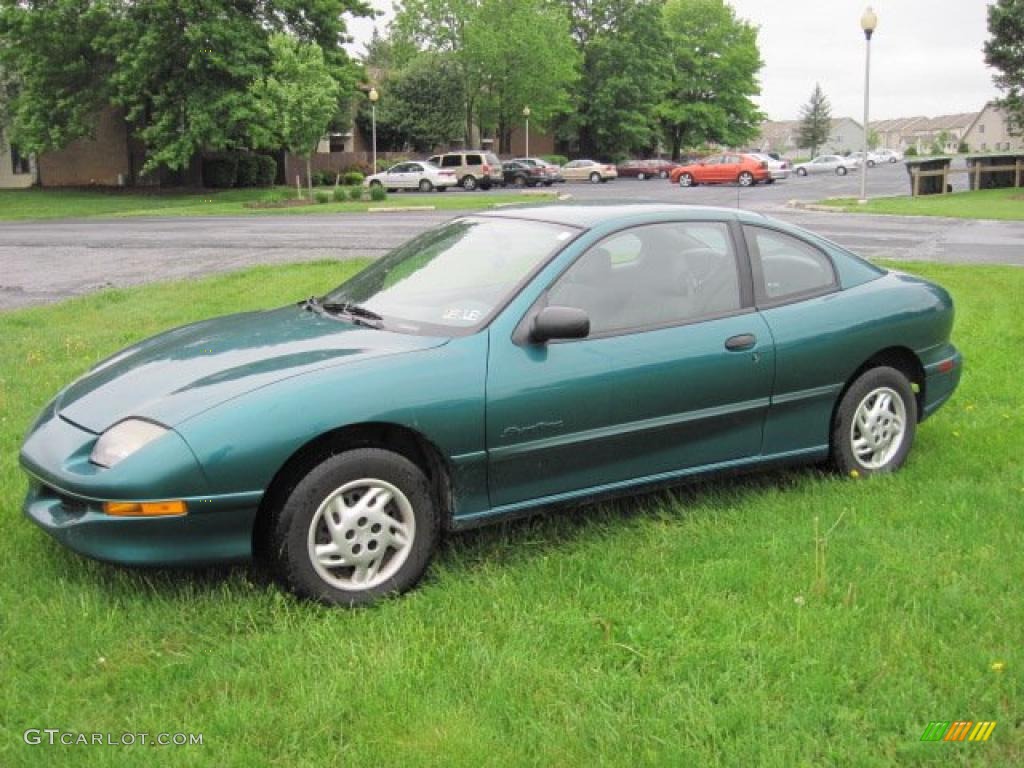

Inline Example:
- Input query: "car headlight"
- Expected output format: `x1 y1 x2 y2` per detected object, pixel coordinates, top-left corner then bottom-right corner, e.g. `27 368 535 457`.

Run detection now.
90 419 169 468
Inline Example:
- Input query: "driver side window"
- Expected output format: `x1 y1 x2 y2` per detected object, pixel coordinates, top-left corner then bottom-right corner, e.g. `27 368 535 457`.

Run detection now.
546 222 742 337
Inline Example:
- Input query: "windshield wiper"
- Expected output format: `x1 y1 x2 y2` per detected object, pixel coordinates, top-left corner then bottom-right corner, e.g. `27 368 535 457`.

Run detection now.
320 301 385 328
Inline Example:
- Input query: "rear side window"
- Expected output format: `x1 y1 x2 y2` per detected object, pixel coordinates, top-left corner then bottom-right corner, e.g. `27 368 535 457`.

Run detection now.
743 226 837 304
485 153 501 165
466 154 483 165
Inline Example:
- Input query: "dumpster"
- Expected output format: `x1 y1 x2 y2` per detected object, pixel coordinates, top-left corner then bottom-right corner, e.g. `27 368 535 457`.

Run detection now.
904 157 952 196
965 154 1022 190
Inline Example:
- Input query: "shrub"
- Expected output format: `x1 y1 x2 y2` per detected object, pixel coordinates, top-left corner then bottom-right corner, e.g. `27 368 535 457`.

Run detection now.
333 187 348 202
369 185 387 202
314 190 330 204
541 154 568 166
342 161 373 176
342 171 364 186
203 156 238 188
235 153 278 187
312 170 336 187
905 146 918 157
348 186 363 201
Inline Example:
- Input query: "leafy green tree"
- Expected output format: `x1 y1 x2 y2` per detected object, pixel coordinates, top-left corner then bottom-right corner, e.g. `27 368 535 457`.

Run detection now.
0 0 368 175
563 0 666 158
798 83 831 158
0 0 117 155
251 34 339 196
393 0 578 148
984 0 1024 135
362 54 465 152
658 0 763 161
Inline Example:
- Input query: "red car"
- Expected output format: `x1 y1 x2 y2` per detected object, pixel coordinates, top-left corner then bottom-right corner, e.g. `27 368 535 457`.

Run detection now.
616 159 679 180
669 153 771 188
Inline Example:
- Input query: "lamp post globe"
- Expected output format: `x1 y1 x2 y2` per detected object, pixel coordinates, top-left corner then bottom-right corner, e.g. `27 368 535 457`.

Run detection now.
858 7 877 204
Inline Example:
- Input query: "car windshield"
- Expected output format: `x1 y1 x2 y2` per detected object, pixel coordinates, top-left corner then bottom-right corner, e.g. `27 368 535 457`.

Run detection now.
323 217 577 336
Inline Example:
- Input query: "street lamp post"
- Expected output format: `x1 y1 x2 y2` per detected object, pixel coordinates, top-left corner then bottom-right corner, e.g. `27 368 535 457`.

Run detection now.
368 87 379 173
523 106 531 157
858 7 877 204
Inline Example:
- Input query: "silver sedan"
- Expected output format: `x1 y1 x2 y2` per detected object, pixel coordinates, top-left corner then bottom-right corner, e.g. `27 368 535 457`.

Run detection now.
794 155 861 177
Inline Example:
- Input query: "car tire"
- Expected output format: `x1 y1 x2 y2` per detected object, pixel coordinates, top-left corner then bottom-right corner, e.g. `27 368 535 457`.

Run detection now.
836 166 848 176
589 172 601 184
418 179 433 192
797 167 808 176
766 178 775 184
637 172 646 180
738 171 754 187
369 180 382 188
659 170 668 179
268 448 439 607
890 157 897 163
481 182 492 191
514 175 527 188
461 175 477 190
831 366 917 478
678 173 694 188
543 181 553 186
868 160 876 167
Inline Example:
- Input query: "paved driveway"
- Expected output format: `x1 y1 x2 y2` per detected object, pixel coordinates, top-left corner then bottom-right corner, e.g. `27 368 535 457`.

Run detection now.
1 162 1021 311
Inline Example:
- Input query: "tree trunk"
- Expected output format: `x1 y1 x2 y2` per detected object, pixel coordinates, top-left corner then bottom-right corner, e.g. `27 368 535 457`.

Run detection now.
306 154 313 199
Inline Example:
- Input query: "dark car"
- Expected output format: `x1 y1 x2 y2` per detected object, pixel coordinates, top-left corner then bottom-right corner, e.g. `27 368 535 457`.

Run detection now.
616 159 679 180
512 157 564 185
21 204 961 607
502 160 548 188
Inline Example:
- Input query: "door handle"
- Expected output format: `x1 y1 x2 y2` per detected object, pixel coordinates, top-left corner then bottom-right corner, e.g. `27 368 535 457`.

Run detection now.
725 333 757 351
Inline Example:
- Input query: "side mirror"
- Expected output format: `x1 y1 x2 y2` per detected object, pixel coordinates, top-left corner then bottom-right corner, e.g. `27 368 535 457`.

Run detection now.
530 306 590 343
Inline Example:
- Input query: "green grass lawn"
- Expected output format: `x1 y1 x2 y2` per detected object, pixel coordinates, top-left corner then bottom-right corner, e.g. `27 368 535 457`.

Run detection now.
0 186 557 220
818 187 1024 220
0 260 1021 766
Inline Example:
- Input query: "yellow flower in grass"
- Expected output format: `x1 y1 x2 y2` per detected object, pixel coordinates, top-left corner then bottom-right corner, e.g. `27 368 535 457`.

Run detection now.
991 661 1006 673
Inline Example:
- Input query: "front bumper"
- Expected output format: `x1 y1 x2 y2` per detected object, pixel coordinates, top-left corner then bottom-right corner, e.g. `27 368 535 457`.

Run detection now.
23 478 259 566
20 411 261 566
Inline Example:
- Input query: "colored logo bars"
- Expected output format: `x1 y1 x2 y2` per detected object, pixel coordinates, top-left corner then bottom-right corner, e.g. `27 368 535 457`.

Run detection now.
921 721 997 742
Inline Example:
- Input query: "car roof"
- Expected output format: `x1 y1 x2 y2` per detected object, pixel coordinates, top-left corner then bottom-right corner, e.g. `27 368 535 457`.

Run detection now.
477 203 766 229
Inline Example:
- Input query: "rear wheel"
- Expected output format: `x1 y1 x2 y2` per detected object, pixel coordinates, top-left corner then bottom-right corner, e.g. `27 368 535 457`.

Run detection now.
836 166 848 176
269 448 439 606
797 167 808 176
589 172 601 184
831 366 917 477
678 173 694 188
867 160 876 167
461 175 478 190
637 172 646 180
738 171 754 187
659 170 669 179
513 175 527 188
418 179 433 192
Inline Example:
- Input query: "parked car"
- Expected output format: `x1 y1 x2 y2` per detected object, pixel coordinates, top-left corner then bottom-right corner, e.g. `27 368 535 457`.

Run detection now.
511 157 564 185
502 160 548 188
669 153 772 187
561 159 617 183
427 151 504 190
364 161 456 192
20 204 961 606
873 148 903 163
847 150 887 167
794 155 861 176
616 159 678 180
748 153 791 182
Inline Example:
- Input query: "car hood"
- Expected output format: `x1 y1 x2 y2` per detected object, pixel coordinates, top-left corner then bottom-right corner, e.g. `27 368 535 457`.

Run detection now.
56 306 448 433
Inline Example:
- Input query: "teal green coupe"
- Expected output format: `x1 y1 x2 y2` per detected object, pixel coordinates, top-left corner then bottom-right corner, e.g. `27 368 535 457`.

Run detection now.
20 205 961 605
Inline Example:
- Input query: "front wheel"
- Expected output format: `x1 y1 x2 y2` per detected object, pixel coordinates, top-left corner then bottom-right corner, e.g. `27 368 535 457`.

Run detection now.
867 160 876 167
589 172 601 184
513 175 527 188
659 170 668 179
831 366 917 477
678 173 694 188
738 171 754 187
418 179 433 192
836 166 848 176
637 172 646 180
269 448 439 606
796 167 808 176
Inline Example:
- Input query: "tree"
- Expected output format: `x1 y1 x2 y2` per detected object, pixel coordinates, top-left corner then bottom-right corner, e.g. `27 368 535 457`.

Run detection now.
251 34 339 196
392 0 578 149
0 0 117 155
984 0 1024 135
0 0 369 174
798 83 831 158
563 0 667 158
658 0 763 161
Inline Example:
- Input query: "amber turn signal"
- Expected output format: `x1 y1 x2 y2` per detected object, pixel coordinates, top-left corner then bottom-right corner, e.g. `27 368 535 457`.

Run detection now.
103 500 187 517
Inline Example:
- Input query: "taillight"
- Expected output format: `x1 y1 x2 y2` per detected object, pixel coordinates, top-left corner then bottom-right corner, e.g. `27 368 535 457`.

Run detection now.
482 164 491 174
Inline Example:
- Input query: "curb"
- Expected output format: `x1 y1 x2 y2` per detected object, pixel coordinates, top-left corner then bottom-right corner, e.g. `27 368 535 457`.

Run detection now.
367 206 436 213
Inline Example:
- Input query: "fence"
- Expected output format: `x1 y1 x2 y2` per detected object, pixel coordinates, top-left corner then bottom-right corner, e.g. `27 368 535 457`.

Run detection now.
910 158 1024 197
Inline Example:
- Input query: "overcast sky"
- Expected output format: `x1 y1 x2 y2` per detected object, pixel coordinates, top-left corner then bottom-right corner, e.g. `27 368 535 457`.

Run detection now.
345 0 999 122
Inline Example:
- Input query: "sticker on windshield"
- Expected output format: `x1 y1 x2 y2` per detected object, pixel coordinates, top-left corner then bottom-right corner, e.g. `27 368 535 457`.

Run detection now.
442 307 483 323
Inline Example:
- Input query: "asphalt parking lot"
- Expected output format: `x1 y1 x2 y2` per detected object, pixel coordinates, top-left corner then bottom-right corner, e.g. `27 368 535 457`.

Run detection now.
0 160 1020 310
